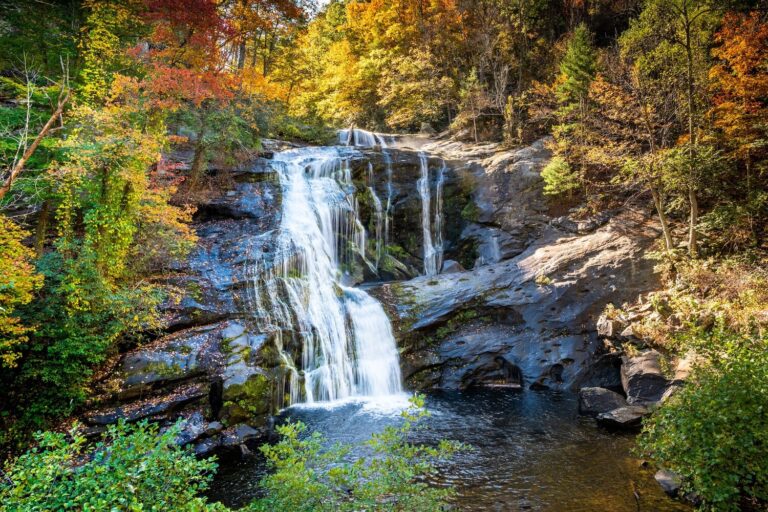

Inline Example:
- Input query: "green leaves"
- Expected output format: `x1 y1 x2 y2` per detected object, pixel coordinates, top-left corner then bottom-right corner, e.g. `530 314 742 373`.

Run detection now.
251 395 461 512
557 24 597 107
1 420 228 511
638 333 768 510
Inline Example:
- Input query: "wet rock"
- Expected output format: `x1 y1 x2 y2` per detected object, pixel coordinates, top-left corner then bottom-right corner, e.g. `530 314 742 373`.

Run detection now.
655 469 683 497
219 323 273 424
621 350 669 405
221 424 262 447
578 387 628 416
374 208 660 391
596 405 649 430
194 436 221 456
117 322 230 399
86 383 207 425
441 259 465 274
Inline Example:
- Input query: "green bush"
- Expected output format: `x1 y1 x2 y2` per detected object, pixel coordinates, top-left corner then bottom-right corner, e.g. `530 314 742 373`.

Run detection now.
0 420 229 511
250 395 460 512
541 156 580 196
638 333 768 511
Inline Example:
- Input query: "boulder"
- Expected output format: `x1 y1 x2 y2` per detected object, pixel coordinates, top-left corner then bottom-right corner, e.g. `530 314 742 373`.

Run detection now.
655 469 683 497
175 411 207 445
441 259 465 274
221 424 262 448
596 405 649 430
578 387 628 416
597 314 623 339
621 350 669 404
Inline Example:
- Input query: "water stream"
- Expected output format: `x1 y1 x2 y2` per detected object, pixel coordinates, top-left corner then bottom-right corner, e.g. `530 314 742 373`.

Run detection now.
209 390 690 512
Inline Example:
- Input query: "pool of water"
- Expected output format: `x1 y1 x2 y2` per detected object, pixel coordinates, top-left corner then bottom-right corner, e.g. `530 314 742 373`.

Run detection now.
209 389 690 511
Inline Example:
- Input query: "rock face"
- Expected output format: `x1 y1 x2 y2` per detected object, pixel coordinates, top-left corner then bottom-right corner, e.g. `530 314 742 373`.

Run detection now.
81 136 665 455
83 158 286 453
621 350 669 405
578 387 628 416
371 208 660 392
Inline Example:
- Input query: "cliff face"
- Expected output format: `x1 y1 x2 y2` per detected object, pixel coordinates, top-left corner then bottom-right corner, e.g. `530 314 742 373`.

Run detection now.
81 137 661 453
368 140 660 392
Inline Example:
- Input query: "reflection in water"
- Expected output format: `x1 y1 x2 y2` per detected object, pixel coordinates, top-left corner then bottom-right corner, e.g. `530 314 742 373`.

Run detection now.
209 390 690 512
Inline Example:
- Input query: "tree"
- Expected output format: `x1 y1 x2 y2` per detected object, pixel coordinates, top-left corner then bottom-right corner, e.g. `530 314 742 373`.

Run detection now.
557 23 597 115
620 0 722 257
0 215 42 369
708 11 768 248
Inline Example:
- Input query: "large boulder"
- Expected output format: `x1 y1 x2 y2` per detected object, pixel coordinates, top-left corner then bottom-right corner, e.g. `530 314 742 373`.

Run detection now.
621 350 669 405
578 387 628 416
596 405 650 430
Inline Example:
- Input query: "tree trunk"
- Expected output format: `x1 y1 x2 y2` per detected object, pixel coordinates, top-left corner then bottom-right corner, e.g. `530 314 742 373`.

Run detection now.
688 186 698 258
650 186 673 252
684 14 699 258
237 40 247 70
35 200 51 257
0 89 70 201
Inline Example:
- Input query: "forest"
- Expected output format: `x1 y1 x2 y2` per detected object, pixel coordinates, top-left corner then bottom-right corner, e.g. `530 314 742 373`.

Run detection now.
1 0 767 510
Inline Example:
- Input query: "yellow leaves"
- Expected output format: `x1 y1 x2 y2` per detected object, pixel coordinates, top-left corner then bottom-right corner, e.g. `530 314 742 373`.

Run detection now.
0 214 43 368
240 68 288 102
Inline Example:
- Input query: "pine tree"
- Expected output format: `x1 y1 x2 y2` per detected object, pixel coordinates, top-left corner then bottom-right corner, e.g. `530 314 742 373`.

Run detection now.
558 23 597 110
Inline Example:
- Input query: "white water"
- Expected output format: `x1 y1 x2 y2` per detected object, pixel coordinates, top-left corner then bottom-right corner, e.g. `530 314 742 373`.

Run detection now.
339 128 393 148
249 147 403 404
383 150 394 249
417 152 445 276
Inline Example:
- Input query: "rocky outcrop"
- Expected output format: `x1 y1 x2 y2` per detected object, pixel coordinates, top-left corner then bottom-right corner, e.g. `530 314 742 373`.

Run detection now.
578 387 628 416
83 158 286 454
372 208 661 392
621 350 669 405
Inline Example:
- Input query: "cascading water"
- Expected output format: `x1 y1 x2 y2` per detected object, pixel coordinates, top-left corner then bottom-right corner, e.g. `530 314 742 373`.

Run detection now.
249 147 402 404
339 128 393 148
417 152 445 276
383 150 394 248
367 163 384 268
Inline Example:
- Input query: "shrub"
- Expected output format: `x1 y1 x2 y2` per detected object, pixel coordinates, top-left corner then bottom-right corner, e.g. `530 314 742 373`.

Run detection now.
541 156 580 196
250 395 460 512
638 333 768 511
0 420 230 511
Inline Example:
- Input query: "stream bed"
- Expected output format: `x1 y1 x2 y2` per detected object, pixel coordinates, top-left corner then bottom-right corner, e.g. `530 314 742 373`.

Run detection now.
209 389 690 511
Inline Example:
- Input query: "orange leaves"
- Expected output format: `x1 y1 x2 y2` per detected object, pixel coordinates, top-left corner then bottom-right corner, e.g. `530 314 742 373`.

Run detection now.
710 12 768 154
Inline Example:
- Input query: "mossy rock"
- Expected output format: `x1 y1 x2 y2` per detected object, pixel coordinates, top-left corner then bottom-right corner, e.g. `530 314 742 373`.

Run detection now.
220 372 273 424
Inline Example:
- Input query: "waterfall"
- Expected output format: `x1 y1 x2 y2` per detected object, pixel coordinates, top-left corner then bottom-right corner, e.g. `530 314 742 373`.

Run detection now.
383 150 393 249
417 152 445 276
250 147 402 404
339 128 392 148
367 164 384 269
434 160 446 274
